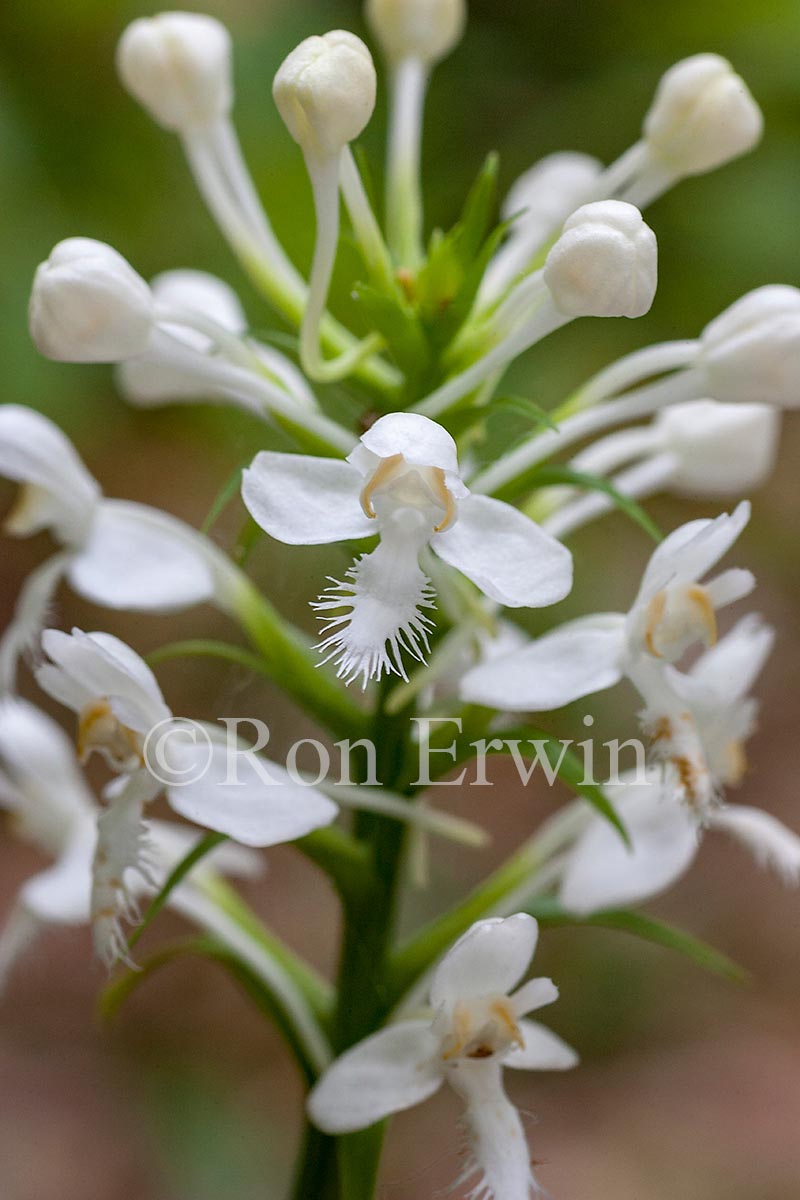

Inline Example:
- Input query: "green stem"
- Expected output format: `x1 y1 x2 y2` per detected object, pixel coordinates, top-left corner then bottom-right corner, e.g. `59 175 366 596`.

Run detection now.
292 682 417 1199
232 578 371 742
291 1125 340 1200
387 803 587 1006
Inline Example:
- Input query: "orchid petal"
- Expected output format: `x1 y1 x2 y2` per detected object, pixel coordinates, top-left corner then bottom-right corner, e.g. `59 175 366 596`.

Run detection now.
163 738 338 847
461 614 626 711
704 567 756 611
72 501 216 611
504 1018 579 1071
37 628 170 731
355 412 460 475
510 976 559 1017
638 501 750 597
0 405 100 545
151 269 246 341
22 832 94 924
708 804 800 884
307 1020 442 1133
559 778 699 914
689 614 775 701
430 914 538 1011
0 553 70 693
433 494 573 608
448 1059 535 1200
242 452 372 545
0 697 96 833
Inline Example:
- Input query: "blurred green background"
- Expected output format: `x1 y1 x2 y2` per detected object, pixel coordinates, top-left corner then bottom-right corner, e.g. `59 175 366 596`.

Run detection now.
1 1 799 1198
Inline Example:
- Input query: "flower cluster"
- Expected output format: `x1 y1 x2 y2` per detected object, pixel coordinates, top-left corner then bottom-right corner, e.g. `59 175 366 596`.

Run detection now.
2 4 799 1198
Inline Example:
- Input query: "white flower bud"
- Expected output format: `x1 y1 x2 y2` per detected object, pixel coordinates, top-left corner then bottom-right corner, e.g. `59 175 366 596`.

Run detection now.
29 238 154 363
116 12 232 132
365 0 466 65
700 286 800 408
543 201 657 319
643 53 763 177
503 152 602 232
273 31 376 162
654 399 780 497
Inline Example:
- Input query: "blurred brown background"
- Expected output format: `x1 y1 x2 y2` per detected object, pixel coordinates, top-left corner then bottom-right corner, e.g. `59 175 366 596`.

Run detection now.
0 0 799 1197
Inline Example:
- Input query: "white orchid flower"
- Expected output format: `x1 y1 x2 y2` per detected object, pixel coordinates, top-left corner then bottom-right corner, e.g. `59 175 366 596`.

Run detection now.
33 626 488 956
559 615 800 913
462 501 753 714
308 913 576 1200
34 627 338 961
116 269 318 415
0 405 248 689
0 696 258 981
242 412 573 686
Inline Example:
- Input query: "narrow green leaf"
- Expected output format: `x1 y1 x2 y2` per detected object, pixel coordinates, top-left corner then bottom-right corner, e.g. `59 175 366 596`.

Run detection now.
415 155 500 339
99 936 324 1083
146 638 278 680
99 937 206 1022
201 465 246 534
489 394 559 432
428 721 628 844
496 463 663 542
526 897 750 983
454 152 500 262
127 832 227 951
534 465 663 542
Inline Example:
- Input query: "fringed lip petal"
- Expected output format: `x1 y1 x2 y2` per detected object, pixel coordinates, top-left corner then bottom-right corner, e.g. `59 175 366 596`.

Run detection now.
242 452 373 544
447 1059 537 1200
432 493 573 608
307 1019 443 1134
430 914 539 1011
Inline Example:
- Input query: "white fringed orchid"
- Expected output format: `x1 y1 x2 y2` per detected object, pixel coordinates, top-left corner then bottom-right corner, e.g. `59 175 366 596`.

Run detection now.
35 627 339 843
34 627 337 960
0 696 258 980
242 412 573 686
559 616 800 913
0 405 249 689
33 626 489 955
462 501 753 713
308 914 576 1200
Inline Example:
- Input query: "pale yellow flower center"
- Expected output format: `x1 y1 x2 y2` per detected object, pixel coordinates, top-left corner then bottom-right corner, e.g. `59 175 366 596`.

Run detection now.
77 699 143 771
359 453 457 533
643 583 717 660
440 995 523 1062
